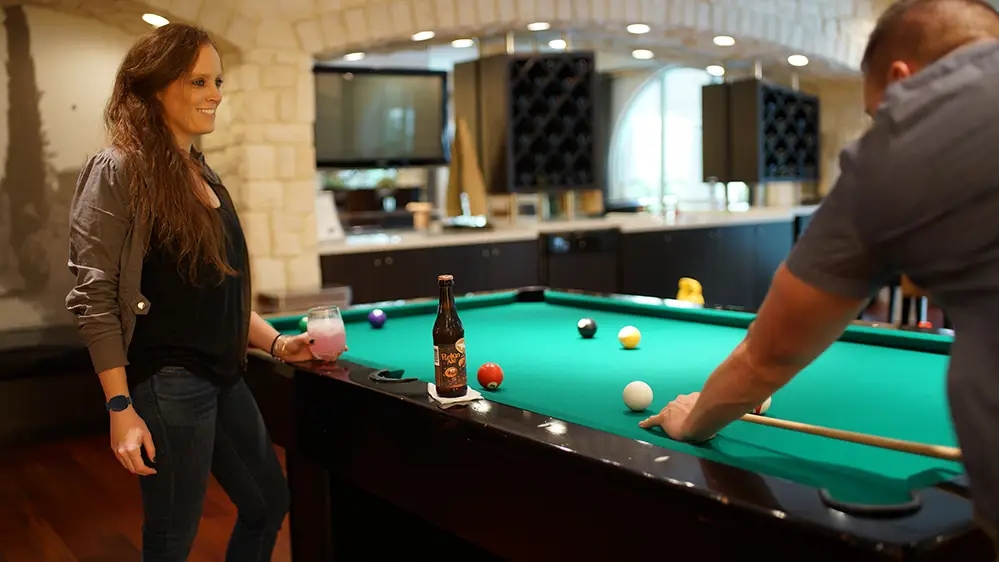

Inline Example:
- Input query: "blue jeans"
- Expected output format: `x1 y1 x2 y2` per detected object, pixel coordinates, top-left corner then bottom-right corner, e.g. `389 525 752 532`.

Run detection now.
130 366 290 561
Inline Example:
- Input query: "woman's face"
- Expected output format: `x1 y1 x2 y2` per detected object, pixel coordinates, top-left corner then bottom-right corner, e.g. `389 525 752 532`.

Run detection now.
157 43 223 148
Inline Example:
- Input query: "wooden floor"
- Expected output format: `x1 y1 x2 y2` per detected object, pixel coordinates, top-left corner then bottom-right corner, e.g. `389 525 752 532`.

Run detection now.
0 433 292 562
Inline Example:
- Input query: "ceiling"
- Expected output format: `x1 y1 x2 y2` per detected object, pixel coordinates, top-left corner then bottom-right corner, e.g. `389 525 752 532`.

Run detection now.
317 28 860 82
320 31 666 74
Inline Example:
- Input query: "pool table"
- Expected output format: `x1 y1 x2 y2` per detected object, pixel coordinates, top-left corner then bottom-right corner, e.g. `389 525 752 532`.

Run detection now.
248 287 992 561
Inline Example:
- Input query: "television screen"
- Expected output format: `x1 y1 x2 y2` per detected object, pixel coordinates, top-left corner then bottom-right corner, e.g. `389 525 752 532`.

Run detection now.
314 67 449 168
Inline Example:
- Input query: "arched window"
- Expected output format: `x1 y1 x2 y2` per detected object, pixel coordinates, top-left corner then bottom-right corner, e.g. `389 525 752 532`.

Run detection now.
608 66 748 212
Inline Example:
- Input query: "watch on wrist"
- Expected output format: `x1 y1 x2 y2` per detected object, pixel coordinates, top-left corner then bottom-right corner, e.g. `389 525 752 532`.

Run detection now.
106 394 132 412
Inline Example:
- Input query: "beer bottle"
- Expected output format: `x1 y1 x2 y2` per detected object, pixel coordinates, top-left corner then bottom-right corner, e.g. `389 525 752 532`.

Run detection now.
433 274 467 397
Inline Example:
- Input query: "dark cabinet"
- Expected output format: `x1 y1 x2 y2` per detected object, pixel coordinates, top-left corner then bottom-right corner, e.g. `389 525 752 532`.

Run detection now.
437 244 490 291
540 229 620 294
485 241 540 291
321 240 539 305
320 248 440 305
709 225 757 308
620 228 710 299
702 79 821 184
321 221 796 310
794 212 814 242
620 221 794 310
752 221 794 306
453 52 599 193
442 240 540 293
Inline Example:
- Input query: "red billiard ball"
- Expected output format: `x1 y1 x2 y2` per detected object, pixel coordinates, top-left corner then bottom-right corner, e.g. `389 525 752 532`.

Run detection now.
477 363 504 390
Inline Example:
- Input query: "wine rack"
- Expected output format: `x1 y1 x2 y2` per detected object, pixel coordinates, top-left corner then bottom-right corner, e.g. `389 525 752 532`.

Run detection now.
702 78 821 184
453 52 599 193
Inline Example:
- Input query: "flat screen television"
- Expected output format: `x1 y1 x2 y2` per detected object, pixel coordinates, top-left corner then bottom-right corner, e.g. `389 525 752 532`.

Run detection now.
314 66 450 169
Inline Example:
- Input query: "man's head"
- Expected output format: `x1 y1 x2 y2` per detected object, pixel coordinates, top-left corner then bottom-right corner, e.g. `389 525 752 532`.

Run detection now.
861 0 999 116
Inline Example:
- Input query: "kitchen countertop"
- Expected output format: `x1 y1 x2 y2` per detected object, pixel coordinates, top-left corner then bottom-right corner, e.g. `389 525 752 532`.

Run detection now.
318 206 819 255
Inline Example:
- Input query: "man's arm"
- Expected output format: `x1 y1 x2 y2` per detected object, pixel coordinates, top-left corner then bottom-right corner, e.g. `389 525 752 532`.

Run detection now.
641 136 896 441
677 264 868 442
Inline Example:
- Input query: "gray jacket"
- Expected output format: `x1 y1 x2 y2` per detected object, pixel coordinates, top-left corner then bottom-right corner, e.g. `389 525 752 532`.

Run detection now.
65 146 251 374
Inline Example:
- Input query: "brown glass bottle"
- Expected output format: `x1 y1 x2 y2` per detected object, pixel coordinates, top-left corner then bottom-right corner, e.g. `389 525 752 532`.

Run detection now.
433 274 467 397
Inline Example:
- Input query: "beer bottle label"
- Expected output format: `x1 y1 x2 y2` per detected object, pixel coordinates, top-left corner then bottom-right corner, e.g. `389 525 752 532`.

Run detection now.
434 338 466 391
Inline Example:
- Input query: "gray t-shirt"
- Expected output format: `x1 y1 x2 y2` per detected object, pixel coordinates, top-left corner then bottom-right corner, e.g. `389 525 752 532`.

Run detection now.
786 39 999 526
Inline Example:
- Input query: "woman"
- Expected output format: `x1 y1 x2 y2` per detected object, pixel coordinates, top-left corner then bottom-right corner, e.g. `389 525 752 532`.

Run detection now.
66 23 341 561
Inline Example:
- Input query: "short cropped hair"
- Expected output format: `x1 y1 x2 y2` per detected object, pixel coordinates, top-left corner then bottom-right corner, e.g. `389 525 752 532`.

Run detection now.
861 0 999 80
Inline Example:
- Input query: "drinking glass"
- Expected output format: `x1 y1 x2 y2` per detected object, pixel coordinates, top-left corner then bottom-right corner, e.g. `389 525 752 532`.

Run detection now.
307 305 346 361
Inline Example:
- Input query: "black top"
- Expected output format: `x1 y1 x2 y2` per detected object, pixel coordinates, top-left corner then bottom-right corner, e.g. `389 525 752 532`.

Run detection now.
127 187 248 388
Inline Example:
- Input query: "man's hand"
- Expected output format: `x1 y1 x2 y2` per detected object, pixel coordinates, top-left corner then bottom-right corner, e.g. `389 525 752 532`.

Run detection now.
640 265 869 442
638 392 714 442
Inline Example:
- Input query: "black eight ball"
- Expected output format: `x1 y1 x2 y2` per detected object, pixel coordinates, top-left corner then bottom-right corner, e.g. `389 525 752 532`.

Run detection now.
577 317 597 338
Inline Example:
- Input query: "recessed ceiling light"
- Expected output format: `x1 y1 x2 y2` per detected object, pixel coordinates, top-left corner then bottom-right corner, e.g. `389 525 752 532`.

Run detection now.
342 52 365 61
626 23 650 34
632 49 654 60
527 22 551 31
548 39 566 49
706 65 725 76
451 38 474 48
788 54 809 67
411 30 435 41
142 13 169 27
713 35 735 47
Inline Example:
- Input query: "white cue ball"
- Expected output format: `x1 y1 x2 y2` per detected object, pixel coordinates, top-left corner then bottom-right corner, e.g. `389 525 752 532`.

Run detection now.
751 396 772 415
623 381 654 412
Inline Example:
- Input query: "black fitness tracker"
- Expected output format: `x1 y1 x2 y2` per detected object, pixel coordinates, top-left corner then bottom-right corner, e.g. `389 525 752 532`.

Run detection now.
106 394 133 412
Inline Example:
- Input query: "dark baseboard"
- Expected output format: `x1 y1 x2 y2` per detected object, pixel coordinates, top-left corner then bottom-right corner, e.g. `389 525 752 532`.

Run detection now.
0 327 104 448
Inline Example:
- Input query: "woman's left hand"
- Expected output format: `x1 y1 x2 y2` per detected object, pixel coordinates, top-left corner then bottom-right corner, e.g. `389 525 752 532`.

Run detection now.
276 333 347 363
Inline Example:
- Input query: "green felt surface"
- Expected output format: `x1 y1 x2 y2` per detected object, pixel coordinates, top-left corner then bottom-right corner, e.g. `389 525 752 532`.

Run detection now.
268 290 963 506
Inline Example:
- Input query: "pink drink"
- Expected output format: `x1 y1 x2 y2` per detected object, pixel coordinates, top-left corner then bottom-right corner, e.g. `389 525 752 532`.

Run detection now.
308 318 346 361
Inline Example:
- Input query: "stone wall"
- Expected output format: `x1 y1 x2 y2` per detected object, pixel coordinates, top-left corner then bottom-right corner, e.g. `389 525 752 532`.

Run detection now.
199 49 321 294
804 78 869 196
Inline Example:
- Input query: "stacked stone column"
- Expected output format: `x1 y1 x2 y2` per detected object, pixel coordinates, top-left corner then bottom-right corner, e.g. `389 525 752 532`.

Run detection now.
200 48 321 297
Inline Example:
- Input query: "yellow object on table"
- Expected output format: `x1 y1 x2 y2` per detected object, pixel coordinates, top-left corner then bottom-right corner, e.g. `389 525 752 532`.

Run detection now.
676 277 704 304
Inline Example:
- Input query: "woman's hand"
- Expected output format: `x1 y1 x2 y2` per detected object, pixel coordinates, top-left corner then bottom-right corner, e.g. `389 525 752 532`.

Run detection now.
276 333 347 363
110 408 157 475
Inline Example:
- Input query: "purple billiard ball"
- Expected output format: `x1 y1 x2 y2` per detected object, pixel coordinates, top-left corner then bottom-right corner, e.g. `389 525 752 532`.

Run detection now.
368 308 387 329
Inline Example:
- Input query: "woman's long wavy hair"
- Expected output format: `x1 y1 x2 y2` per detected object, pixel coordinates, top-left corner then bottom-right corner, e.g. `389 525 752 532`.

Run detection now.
104 23 234 286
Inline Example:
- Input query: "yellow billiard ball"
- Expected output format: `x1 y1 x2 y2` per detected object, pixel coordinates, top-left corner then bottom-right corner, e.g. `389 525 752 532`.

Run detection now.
618 325 641 349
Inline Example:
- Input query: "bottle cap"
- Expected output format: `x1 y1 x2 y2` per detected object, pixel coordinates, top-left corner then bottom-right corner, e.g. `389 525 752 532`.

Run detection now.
437 274 453 281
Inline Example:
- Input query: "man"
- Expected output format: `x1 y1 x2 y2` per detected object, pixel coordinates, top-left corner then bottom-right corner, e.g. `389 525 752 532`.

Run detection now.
640 0 999 545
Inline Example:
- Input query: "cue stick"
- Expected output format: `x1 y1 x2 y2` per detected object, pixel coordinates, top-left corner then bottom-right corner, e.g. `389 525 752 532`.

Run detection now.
739 414 962 461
